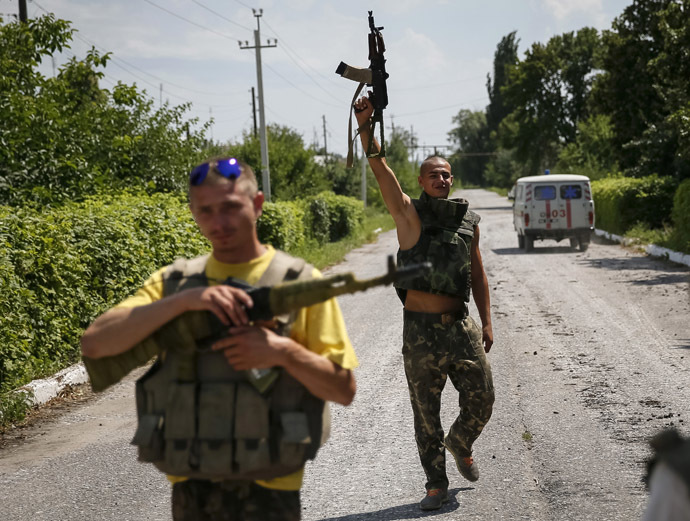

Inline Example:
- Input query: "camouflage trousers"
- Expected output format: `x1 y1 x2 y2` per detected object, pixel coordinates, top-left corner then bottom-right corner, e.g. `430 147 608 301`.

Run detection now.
402 310 495 491
172 479 301 521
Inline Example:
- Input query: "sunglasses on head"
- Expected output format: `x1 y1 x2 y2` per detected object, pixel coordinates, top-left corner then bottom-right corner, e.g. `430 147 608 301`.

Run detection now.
189 157 242 186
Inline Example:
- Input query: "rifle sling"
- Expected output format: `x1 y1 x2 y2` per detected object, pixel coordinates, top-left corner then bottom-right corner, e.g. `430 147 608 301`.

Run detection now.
346 83 387 168
346 82 366 168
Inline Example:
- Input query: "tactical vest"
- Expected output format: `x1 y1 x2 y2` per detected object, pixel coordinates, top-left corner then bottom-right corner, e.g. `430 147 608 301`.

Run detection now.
394 191 480 303
130 251 329 481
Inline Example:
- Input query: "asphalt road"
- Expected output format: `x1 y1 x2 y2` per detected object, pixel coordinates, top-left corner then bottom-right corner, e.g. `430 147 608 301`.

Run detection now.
1 189 688 521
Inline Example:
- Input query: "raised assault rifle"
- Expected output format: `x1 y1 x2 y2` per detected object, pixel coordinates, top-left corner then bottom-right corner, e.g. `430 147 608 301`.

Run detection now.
336 10 389 167
83 256 430 393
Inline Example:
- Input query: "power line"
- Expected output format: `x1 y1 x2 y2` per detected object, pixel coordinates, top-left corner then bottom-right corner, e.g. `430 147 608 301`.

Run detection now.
264 63 341 109
261 17 350 94
269 38 344 104
32 1 246 109
392 75 487 92
395 97 489 117
70 32 243 98
189 0 253 32
231 0 254 10
189 3 348 104
141 0 238 42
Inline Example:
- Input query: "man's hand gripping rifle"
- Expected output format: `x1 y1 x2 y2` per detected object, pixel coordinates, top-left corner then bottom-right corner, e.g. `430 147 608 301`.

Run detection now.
83 256 430 393
336 10 389 168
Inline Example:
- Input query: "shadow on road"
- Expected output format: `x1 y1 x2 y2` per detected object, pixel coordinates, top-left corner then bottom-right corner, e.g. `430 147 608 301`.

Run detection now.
578 256 690 286
313 487 471 521
492 246 575 256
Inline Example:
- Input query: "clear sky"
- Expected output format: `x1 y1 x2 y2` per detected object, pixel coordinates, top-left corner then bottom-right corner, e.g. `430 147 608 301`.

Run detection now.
11 0 633 159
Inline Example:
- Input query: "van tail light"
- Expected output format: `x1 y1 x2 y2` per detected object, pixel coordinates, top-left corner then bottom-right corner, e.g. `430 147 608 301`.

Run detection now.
588 211 594 227
524 213 530 227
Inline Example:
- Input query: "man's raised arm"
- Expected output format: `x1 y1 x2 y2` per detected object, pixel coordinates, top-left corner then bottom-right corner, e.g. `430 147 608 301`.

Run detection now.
354 95 420 249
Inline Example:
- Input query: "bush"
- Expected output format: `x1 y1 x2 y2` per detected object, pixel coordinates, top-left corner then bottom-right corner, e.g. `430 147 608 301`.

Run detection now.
256 201 306 251
0 190 368 408
0 192 209 398
0 15 209 206
304 192 365 243
591 175 678 235
670 178 690 253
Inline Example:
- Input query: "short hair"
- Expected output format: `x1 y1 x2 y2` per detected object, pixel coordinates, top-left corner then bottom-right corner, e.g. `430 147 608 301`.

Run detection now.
188 157 259 196
420 155 451 176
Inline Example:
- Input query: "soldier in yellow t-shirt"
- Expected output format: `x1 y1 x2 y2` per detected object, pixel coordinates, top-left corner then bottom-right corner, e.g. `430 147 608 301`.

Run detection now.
81 158 358 521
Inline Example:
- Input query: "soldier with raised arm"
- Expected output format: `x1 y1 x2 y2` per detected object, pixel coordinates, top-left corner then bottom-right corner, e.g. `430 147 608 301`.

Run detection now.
81 158 358 521
354 96 495 511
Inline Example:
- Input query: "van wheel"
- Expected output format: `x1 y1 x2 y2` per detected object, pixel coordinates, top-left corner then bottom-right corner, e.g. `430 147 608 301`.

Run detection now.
579 236 590 252
569 237 578 250
518 234 525 249
524 236 534 252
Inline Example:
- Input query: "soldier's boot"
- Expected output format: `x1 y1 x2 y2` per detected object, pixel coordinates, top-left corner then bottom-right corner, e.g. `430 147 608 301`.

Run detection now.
444 439 479 482
419 488 448 511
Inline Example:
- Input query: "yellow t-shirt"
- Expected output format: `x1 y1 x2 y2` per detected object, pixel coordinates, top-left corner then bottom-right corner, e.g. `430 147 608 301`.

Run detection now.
115 245 358 491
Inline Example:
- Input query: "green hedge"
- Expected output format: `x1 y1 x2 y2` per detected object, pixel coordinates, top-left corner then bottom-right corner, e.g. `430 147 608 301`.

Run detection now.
304 192 365 243
671 179 690 253
0 192 209 396
0 190 364 399
591 175 678 235
256 201 306 251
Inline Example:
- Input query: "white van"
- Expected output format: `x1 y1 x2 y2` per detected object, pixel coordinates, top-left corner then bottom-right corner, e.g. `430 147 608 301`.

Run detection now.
509 174 595 252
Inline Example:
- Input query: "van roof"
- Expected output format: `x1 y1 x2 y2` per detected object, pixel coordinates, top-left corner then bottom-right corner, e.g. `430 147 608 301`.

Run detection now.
516 174 590 183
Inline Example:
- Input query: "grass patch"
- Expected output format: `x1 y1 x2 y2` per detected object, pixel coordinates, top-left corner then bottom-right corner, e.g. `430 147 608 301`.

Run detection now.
522 430 533 442
291 208 395 270
0 390 32 430
623 222 689 254
486 186 510 197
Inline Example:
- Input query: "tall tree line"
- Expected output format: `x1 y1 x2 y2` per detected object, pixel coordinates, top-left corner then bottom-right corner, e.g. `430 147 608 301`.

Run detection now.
448 0 690 188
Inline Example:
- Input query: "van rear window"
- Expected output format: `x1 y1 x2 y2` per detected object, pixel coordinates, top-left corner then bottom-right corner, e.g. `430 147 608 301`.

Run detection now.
560 185 582 199
534 186 556 200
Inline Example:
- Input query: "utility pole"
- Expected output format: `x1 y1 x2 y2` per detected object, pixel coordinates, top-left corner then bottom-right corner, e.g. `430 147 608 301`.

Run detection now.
159 83 163 109
322 115 328 162
251 87 258 138
18 0 27 22
239 9 277 201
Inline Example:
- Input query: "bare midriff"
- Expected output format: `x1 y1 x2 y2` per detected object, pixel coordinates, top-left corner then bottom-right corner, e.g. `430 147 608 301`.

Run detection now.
404 289 465 314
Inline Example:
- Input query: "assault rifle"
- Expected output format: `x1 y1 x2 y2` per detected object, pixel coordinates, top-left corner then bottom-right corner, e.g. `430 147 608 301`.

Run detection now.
335 10 389 167
83 256 430 393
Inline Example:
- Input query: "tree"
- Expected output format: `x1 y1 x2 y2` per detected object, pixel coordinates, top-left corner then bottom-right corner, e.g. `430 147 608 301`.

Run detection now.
222 125 330 201
486 31 520 140
648 0 690 180
447 109 489 186
500 28 600 175
590 0 676 177
0 14 209 205
386 126 419 196
499 28 599 177
555 114 619 179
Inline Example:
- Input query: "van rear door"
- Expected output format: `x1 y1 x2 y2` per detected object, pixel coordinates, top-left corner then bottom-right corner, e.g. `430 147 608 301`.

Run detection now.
533 182 586 231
